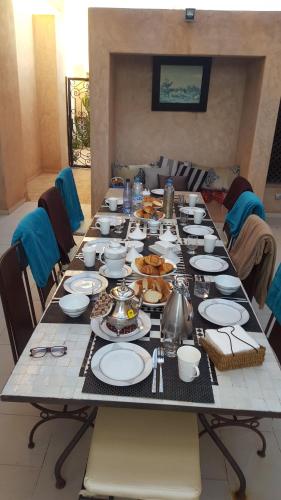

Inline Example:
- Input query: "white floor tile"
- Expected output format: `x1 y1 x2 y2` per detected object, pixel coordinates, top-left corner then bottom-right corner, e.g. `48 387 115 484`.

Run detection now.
0 413 53 468
0 464 39 500
201 479 232 500
31 420 91 500
221 428 281 500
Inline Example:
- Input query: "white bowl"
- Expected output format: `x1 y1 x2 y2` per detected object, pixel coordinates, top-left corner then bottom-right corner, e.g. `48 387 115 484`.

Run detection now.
214 275 241 295
59 294 89 316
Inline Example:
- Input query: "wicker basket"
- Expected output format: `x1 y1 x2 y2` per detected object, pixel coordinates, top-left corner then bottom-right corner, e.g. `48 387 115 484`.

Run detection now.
200 338 266 371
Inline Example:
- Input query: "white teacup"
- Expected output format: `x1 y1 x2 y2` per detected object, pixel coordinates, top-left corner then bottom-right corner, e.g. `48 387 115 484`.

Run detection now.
82 245 96 268
189 193 198 207
148 219 160 234
177 346 201 382
193 207 206 224
104 258 125 277
105 197 118 212
204 234 217 253
96 217 111 235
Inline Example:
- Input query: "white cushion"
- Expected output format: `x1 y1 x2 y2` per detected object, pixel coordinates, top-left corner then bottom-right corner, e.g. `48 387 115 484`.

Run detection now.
82 407 201 500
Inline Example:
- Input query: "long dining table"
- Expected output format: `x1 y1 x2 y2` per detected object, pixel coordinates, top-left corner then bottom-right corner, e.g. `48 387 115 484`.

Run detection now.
2 189 281 499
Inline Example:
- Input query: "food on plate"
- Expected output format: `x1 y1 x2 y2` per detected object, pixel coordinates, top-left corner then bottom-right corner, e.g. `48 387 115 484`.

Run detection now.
135 208 164 220
144 255 164 267
135 254 174 276
133 277 172 304
143 196 163 208
91 292 112 318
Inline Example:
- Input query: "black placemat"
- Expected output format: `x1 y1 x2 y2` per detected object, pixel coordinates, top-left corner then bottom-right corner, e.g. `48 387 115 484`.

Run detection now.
85 218 129 239
174 202 211 219
82 337 214 404
181 245 237 277
178 220 220 239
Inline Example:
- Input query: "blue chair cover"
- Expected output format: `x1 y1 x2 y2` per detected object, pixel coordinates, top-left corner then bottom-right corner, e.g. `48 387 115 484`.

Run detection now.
55 167 84 232
266 264 281 326
12 208 60 288
225 191 266 240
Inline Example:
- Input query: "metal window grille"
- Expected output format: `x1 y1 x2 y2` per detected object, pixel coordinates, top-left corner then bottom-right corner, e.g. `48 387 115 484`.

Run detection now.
66 77 91 168
267 100 281 184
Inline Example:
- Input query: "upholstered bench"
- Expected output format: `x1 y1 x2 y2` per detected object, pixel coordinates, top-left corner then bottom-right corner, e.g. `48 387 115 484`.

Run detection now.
80 407 201 500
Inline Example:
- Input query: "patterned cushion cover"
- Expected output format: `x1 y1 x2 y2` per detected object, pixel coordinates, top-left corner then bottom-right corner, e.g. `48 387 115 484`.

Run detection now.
201 165 240 191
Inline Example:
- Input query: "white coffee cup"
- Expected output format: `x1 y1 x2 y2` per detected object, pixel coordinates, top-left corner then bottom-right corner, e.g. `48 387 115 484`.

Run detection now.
177 346 201 382
204 234 217 253
96 217 111 235
104 257 125 276
82 245 96 268
189 193 198 207
193 207 206 224
105 197 118 212
148 219 160 234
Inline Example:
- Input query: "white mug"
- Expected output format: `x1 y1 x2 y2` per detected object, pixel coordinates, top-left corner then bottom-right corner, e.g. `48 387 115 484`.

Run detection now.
189 193 198 207
95 218 111 235
204 234 217 253
105 197 118 212
177 346 201 382
148 219 160 234
82 245 96 268
103 257 125 277
193 207 206 224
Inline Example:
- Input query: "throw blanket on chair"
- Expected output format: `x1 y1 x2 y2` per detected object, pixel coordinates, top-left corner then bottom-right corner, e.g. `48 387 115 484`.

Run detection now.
12 207 60 288
223 176 253 211
55 167 84 232
266 264 281 326
225 191 265 240
230 215 276 308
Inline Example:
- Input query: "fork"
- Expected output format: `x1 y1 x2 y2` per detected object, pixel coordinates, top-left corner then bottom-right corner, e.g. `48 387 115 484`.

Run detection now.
157 346 165 393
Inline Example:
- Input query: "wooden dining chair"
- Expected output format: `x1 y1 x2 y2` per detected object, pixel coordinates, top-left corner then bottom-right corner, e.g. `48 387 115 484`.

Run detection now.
222 176 253 249
80 407 201 500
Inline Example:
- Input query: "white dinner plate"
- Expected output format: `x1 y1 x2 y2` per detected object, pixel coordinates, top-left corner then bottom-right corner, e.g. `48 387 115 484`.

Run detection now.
180 207 205 216
183 225 214 236
105 198 123 206
189 255 229 273
63 272 108 295
91 342 152 386
98 264 132 279
198 299 250 326
131 258 176 277
151 189 164 196
84 239 119 254
91 310 151 342
129 281 173 307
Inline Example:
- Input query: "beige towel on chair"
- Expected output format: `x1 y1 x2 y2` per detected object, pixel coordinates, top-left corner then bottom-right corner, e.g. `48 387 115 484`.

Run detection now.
230 214 276 307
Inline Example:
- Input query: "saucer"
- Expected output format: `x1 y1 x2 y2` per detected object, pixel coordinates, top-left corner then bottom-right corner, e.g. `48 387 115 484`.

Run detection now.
99 264 132 279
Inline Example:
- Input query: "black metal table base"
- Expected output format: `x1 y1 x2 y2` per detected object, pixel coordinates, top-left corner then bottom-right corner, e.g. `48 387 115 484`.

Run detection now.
199 413 266 499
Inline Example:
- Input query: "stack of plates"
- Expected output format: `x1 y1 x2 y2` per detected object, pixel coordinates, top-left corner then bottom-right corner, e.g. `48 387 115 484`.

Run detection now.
63 272 108 295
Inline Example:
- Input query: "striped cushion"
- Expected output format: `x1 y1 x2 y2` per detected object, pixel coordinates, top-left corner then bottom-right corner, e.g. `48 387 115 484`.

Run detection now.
186 164 208 192
159 156 179 176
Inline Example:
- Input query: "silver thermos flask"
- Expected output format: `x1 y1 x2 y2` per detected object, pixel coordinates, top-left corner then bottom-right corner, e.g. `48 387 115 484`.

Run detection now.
162 277 193 357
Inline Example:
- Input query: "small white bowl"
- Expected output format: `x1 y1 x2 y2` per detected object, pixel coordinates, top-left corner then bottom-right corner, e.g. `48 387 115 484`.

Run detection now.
59 294 89 317
214 275 241 295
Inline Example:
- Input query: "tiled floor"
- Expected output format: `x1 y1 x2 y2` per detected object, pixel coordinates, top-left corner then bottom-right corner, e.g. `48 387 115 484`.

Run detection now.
0 185 281 499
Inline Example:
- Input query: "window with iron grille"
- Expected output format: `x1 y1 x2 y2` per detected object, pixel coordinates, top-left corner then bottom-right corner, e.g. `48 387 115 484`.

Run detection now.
267 100 281 184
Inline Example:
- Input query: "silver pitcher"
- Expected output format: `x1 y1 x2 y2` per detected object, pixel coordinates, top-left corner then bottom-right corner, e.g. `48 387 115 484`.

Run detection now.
102 280 142 335
161 276 193 357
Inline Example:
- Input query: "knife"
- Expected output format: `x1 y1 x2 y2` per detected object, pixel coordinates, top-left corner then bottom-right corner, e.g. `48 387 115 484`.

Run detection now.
151 348 158 393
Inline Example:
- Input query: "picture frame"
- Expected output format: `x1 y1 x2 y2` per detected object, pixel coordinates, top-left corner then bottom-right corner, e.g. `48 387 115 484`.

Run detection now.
151 56 212 112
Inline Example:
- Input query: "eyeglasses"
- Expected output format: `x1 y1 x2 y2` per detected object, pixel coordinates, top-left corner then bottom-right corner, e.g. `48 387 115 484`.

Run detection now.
29 346 67 358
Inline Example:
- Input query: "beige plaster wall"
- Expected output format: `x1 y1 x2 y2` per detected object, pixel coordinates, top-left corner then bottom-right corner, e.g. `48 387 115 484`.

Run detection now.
0 0 26 211
13 0 41 181
114 55 246 166
89 8 281 211
33 15 67 173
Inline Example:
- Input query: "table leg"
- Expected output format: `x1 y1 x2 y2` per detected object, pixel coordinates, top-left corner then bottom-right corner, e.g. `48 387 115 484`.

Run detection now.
55 407 97 489
199 413 247 500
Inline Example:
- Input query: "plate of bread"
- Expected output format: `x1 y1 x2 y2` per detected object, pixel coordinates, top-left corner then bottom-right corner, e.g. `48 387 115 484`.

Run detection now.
130 277 173 306
134 196 164 221
131 255 176 277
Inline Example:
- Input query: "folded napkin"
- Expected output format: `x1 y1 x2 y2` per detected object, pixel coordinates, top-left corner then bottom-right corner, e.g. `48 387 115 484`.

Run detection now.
205 325 259 356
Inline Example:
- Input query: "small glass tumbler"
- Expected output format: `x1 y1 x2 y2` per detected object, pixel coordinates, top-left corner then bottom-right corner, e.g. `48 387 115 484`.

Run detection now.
186 236 198 254
163 332 180 358
180 210 188 226
194 281 210 299
177 194 185 208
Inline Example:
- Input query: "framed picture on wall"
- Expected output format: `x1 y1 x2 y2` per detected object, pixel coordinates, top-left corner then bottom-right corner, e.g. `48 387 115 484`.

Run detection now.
151 56 212 112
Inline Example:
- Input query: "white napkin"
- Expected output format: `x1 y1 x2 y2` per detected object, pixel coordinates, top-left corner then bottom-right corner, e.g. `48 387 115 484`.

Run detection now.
205 325 259 355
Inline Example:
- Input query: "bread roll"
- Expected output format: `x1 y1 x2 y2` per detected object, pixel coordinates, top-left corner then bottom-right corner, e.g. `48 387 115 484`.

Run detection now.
144 290 162 303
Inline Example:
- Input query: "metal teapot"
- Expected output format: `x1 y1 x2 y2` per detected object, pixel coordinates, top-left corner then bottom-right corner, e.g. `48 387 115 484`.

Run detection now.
161 276 193 357
103 280 142 334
